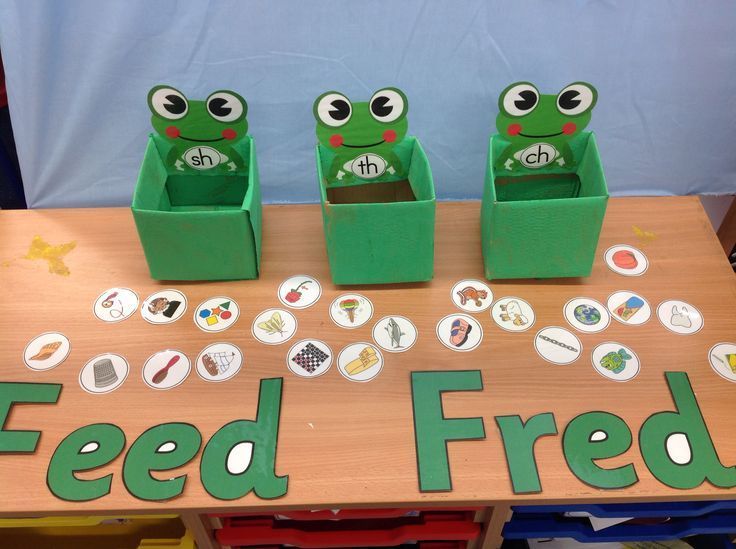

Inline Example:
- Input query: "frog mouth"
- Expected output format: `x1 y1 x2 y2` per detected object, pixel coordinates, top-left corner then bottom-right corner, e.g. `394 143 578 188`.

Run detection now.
342 140 385 148
519 131 563 138
178 135 225 143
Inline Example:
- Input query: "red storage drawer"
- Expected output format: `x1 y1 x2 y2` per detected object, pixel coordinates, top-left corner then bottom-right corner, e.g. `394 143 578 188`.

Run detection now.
216 511 480 548
212 507 481 522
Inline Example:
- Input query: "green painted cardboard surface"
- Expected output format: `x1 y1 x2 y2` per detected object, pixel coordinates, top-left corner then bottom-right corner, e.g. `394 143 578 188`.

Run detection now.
132 134 261 281
481 132 608 280
316 136 435 285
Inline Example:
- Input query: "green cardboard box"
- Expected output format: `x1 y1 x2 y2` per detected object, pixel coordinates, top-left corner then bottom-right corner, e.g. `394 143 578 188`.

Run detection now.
316 136 436 285
481 131 608 279
131 134 262 281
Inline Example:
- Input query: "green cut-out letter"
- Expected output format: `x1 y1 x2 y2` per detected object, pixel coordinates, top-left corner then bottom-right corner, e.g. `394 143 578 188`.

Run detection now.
496 413 557 494
563 411 638 489
47 423 126 502
0 382 61 453
411 370 486 492
123 423 202 501
200 378 287 500
640 371 736 489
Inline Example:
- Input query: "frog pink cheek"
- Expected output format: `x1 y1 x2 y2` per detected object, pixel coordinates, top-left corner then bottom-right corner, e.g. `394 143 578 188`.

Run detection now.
507 123 522 136
329 134 344 147
222 128 237 140
563 122 576 135
165 126 180 138
383 129 397 143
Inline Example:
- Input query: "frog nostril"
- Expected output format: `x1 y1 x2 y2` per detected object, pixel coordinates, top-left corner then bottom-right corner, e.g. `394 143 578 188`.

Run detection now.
562 122 577 135
507 123 522 136
165 126 180 138
383 129 397 143
329 134 344 147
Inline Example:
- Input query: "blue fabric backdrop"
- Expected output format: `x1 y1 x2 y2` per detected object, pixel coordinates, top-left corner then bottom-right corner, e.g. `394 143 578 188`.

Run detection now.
0 0 734 208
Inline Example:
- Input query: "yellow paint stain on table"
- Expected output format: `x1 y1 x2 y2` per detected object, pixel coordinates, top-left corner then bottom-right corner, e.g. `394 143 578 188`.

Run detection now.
23 235 76 276
632 224 657 244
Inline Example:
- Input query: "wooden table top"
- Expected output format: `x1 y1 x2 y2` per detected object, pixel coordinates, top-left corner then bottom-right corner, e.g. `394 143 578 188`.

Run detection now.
1 197 735 515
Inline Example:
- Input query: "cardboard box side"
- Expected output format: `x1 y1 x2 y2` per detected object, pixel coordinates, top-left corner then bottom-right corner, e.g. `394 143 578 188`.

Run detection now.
132 137 170 212
242 136 262 272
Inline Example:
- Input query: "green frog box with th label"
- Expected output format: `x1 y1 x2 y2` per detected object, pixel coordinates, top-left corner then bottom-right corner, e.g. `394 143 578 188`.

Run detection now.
313 88 436 285
481 82 608 280
132 85 262 281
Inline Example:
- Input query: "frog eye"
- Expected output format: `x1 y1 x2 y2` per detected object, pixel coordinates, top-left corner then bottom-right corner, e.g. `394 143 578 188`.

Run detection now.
557 83 597 116
500 83 539 117
149 86 188 120
369 88 407 123
314 92 352 127
206 91 247 123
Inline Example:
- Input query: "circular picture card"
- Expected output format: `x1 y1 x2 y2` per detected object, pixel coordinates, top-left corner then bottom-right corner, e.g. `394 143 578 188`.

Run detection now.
607 291 651 326
79 353 129 394
330 294 374 329
604 245 649 276
709 343 736 383
372 316 418 353
287 339 333 378
278 275 322 309
194 296 240 333
656 300 704 335
491 296 535 332
141 289 187 324
252 308 298 345
142 350 191 390
24 332 71 371
93 287 139 323
337 343 384 383
450 279 493 313
564 297 611 333
436 314 483 352
591 342 640 382
196 343 243 382
534 326 582 365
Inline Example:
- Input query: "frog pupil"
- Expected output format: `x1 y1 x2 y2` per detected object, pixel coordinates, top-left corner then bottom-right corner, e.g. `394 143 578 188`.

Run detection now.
329 100 350 121
209 98 232 117
164 95 186 115
559 90 581 110
514 90 537 111
371 96 393 118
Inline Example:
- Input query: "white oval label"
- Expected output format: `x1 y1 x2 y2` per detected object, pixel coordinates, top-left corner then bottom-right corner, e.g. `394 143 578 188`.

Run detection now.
349 153 387 179
515 142 558 169
184 146 223 170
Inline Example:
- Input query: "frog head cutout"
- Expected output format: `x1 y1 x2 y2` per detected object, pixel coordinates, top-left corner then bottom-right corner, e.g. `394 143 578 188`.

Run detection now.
314 88 409 184
148 85 248 172
495 82 597 171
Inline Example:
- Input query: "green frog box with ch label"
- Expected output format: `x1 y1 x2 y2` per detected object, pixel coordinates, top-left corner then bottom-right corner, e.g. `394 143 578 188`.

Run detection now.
313 88 436 285
132 85 262 281
481 82 609 280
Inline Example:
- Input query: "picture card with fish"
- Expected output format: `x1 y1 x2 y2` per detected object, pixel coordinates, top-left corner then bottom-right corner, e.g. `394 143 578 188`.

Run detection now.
251 308 297 345
278 275 322 309
194 296 240 333
607 290 651 326
534 326 582 365
79 353 129 394
435 314 483 353
372 315 418 353
604 245 649 277
23 332 71 371
563 297 611 334
329 293 374 329
286 339 333 378
140 289 187 324
93 287 139 323
708 342 736 383
450 279 493 313
195 342 243 383
656 299 704 335
592 342 640 382
491 296 536 332
142 350 191 390
337 343 384 383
